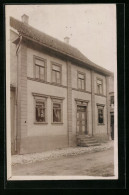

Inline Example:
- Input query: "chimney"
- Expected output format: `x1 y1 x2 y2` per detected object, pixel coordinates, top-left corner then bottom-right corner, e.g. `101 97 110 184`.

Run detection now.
64 37 70 44
21 14 29 25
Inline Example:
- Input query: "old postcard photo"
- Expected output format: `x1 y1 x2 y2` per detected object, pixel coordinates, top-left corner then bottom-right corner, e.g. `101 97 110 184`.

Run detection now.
6 4 118 180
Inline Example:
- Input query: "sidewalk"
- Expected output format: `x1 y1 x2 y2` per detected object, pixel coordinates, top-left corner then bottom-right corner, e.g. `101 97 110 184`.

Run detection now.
12 141 114 166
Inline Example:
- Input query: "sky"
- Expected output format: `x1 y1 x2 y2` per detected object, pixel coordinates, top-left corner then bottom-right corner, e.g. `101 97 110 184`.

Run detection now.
6 4 116 72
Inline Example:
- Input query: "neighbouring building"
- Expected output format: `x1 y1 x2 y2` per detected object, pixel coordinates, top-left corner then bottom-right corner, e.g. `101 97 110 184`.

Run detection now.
10 15 114 155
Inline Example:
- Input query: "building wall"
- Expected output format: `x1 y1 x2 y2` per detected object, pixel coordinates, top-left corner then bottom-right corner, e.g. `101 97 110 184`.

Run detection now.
20 46 69 153
10 29 110 154
10 30 18 87
71 64 91 92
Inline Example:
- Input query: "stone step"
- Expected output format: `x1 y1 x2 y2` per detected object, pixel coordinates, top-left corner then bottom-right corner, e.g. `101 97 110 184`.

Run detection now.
79 140 99 144
79 143 101 147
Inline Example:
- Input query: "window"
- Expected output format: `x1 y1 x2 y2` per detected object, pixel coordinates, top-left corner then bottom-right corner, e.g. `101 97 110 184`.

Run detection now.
51 97 64 123
97 79 103 94
97 104 105 125
51 63 61 84
33 93 48 123
78 72 85 90
34 57 46 80
36 100 46 122
110 96 114 105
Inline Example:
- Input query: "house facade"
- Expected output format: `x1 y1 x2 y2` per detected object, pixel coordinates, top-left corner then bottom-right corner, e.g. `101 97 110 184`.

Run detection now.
10 15 114 155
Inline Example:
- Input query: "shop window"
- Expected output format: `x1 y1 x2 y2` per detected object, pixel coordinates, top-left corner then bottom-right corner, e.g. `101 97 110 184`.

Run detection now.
97 78 103 94
78 72 85 90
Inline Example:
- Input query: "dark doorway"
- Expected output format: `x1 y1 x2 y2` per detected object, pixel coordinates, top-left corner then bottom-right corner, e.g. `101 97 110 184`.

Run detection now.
110 113 114 140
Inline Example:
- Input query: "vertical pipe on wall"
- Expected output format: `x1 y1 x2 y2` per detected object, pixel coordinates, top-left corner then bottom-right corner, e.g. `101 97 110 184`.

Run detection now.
67 61 72 146
91 70 95 136
106 76 111 140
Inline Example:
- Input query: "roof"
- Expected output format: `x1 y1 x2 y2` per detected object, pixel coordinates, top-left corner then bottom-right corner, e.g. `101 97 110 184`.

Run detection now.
10 17 113 76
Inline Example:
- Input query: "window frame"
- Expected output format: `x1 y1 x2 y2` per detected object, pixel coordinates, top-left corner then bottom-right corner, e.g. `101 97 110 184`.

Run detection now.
33 55 47 81
96 78 103 95
51 61 62 85
51 96 64 124
97 103 105 125
77 71 86 91
32 93 48 124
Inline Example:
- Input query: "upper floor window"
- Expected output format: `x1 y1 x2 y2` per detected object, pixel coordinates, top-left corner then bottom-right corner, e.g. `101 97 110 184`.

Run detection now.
110 96 114 105
78 72 85 90
51 63 62 85
34 56 46 81
97 78 103 94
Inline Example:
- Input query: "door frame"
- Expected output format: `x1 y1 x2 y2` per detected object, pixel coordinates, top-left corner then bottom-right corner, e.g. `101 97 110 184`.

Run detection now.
75 98 89 136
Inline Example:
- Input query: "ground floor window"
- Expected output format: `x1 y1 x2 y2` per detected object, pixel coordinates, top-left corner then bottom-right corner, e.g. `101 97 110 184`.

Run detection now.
51 97 64 123
97 104 105 125
33 93 48 123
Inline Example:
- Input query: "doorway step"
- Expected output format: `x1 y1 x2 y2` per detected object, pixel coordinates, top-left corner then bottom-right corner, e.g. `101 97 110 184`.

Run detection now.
76 135 101 147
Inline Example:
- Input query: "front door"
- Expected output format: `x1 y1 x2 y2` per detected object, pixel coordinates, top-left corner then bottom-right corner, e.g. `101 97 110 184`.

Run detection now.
77 106 87 135
111 113 114 140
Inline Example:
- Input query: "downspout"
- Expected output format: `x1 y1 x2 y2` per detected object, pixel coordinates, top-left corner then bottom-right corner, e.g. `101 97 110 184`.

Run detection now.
15 35 22 152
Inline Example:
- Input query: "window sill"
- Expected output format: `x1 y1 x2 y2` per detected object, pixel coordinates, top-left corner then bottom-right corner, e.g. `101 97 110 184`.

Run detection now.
34 122 48 124
97 123 105 126
51 122 63 125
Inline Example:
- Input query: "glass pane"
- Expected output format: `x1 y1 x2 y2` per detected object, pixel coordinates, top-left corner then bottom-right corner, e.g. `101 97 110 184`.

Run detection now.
82 113 85 119
53 64 60 71
82 126 85 132
53 106 61 122
35 59 45 66
97 79 102 84
78 79 81 89
78 73 84 79
35 66 39 78
98 109 103 123
36 103 45 122
52 70 56 82
99 85 102 94
57 71 61 84
81 80 85 89
40 67 45 80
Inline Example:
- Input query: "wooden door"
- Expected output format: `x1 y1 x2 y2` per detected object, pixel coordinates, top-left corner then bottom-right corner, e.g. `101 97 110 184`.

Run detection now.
77 106 87 135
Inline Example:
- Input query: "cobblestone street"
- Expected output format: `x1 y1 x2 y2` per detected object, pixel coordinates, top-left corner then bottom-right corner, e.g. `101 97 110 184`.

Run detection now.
12 141 114 177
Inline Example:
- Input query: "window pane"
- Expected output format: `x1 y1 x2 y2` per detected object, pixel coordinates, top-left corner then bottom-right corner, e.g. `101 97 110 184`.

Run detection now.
40 67 45 80
52 65 60 71
81 80 85 89
57 71 61 84
35 65 39 78
36 102 45 122
35 59 45 66
53 103 61 122
78 73 84 79
97 79 102 84
98 109 103 123
99 84 102 94
78 79 81 89
52 70 56 82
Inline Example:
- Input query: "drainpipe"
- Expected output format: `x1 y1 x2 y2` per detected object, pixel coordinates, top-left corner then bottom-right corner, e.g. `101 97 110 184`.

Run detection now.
15 35 22 152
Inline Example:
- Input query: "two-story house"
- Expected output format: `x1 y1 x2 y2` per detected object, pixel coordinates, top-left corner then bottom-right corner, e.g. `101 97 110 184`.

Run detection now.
10 14 114 154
